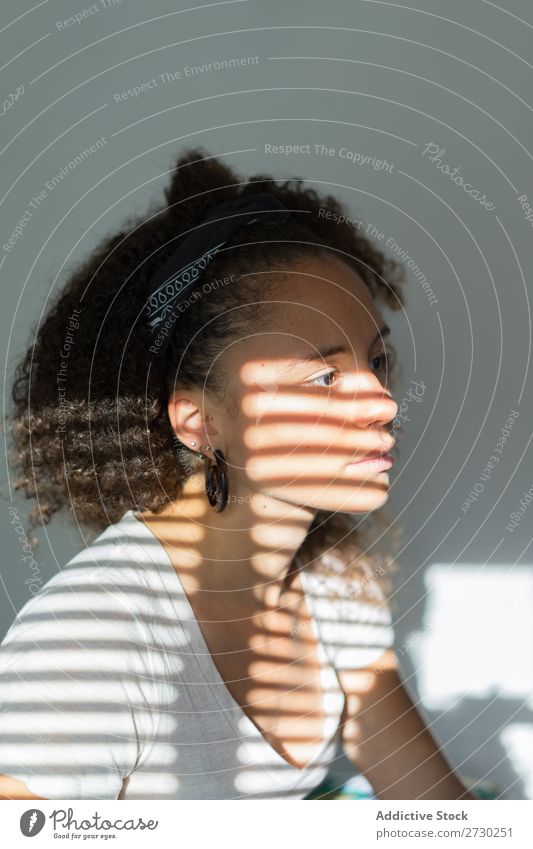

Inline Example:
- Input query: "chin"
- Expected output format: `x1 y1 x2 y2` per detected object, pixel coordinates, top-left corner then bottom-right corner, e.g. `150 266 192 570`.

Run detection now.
284 479 391 515
330 491 390 514
343 492 390 514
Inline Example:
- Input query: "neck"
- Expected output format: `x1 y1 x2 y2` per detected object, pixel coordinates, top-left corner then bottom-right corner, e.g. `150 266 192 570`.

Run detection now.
137 470 317 611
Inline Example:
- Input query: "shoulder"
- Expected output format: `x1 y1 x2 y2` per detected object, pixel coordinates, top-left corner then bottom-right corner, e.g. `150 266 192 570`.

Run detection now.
0 509 175 665
0 510 174 800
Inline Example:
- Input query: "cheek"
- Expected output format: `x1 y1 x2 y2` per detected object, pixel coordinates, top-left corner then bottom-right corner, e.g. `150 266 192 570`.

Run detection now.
242 394 337 451
239 388 362 479
240 382 283 427
243 421 324 464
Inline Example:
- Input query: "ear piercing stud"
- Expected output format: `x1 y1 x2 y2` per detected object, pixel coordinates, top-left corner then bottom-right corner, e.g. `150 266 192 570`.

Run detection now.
190 441 211 453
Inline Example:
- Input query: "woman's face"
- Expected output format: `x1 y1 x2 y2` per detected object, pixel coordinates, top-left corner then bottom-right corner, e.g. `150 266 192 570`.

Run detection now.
211 253 399 515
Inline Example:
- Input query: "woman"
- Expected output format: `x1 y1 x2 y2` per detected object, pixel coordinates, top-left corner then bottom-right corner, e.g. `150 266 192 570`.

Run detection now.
0 148 473 800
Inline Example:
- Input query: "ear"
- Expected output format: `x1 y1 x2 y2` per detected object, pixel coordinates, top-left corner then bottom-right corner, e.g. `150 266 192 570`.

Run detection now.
167 391 220 451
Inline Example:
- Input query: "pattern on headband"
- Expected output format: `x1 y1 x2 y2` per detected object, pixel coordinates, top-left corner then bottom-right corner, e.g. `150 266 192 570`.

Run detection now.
145 241 225 333
143 193 290 374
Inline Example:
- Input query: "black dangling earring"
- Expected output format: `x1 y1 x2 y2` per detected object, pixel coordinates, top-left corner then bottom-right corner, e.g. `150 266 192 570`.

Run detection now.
204 448 229 513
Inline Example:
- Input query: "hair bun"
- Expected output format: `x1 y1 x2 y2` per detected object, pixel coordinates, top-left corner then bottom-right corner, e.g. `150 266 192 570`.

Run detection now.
164 147 240 223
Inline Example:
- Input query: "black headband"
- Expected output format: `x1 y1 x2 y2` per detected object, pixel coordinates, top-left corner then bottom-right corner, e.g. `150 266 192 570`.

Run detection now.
144 191 292 375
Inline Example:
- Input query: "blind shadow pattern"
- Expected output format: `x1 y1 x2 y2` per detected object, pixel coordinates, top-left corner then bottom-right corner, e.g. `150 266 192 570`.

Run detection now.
0 509 393 800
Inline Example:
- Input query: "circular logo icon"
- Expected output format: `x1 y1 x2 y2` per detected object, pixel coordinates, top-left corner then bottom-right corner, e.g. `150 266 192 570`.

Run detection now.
20 809 46 837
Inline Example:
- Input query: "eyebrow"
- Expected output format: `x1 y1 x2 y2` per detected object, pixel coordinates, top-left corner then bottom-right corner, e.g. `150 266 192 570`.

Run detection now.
288 324 391 364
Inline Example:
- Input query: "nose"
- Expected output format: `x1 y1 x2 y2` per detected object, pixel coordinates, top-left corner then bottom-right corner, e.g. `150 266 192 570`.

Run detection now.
350 372 399 430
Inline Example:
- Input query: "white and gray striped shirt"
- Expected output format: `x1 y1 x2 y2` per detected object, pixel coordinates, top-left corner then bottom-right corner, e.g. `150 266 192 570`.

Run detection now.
0 509 394 799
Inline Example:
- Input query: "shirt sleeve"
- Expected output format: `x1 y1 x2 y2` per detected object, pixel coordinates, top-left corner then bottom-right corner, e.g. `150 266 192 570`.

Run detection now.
0 560 161 800
305 570 395 671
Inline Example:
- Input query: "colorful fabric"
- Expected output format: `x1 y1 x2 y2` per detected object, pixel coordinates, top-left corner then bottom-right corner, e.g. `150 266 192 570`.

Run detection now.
304 773 500 800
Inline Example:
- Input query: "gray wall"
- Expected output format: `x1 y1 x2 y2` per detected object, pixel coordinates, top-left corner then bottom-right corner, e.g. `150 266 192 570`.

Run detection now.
1 0 532 798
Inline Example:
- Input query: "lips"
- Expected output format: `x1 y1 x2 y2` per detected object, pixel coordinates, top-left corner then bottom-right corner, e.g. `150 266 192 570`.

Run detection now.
349 443 395 464
345 451 394 473
360 450 387 461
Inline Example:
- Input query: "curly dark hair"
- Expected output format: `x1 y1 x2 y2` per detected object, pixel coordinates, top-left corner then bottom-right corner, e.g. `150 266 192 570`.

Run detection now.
8 146 406 592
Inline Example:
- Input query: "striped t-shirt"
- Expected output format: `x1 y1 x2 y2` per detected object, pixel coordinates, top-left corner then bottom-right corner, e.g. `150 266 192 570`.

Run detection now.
0 509 394 799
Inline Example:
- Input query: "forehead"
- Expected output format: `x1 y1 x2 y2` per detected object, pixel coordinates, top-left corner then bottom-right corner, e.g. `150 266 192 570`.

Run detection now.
253 254 383 351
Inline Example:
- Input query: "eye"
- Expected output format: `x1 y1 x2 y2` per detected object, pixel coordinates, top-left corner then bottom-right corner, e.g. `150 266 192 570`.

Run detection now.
371 346 394 377
304 368 339 389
